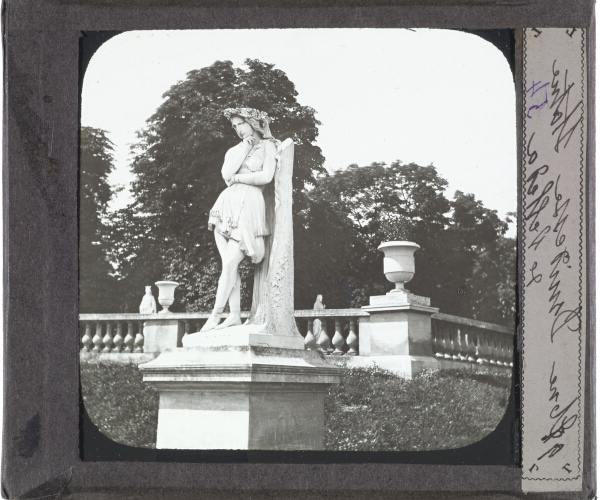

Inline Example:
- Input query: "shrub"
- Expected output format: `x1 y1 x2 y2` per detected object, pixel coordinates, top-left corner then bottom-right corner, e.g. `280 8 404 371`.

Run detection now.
324 366 511 451
81 359 511 451
80 357 159 448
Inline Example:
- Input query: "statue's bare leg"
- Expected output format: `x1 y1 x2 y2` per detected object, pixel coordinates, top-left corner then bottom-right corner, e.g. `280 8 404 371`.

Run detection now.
215 272 242 329
201 237 245 332
201 231 228 331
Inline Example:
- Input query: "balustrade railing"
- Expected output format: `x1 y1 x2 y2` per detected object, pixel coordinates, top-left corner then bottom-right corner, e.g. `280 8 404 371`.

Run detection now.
80 310 369 355
80 310 513 366
294 309 369 355
431 313 514 367
80 316 153 353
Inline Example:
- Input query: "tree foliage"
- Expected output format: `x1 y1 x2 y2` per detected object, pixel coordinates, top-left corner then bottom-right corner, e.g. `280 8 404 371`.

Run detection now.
312 162 516 325
79 126 120 313
108 59 326 311
100 58 515 326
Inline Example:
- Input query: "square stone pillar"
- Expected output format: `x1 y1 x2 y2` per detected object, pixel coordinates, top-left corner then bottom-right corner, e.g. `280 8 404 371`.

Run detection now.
357 290 440 378
139 326 339 450
143 319 183 353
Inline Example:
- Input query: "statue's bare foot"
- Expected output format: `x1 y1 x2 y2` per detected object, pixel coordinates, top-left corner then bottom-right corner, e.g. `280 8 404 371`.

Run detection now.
214 312 242 330
200 312 222 332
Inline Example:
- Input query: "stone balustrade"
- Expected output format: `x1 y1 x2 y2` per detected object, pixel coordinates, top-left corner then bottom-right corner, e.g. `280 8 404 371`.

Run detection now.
294 309 370 355
79 310 370 355
80 310 514 369
431 313 514 367
80 313 238 353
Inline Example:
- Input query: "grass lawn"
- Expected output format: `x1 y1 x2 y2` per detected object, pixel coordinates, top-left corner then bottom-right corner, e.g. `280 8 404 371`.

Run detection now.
81 357 511 451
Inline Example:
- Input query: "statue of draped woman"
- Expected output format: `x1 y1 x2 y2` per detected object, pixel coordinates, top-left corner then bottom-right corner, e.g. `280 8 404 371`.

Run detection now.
184 107 300 342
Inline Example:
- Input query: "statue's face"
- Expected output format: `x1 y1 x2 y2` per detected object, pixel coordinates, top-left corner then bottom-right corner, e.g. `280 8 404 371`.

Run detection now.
231 116 255 140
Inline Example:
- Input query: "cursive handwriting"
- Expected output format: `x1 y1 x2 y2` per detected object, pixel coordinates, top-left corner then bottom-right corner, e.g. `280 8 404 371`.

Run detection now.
540 363 579 446
550 60 584 152
524 136 553 235
545 175 581 341
527 81 550 118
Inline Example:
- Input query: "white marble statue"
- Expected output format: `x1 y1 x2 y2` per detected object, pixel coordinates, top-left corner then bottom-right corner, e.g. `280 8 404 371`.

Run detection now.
139 286 157 314
312 294 325 340
201 107 296 335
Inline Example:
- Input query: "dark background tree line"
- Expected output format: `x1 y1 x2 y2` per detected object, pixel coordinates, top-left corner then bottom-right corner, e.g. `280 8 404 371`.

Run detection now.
79 59 516 327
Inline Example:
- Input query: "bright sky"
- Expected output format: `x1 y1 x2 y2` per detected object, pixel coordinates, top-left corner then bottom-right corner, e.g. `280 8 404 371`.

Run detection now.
81 29 517 235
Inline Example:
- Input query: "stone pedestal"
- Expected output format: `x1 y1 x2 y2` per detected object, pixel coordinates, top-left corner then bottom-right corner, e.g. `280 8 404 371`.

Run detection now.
143 319 183 353
358 290 439 378
139 328 339 450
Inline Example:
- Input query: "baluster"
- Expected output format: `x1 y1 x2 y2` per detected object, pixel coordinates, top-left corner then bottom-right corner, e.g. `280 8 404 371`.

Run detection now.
103 321 115 353
443 324 453 359
456 328 467 361
305 319 317 350
465 326 477 362
124 320 135 353
496 336 505 365
346 319 359 356
331 318 345 355
501 336 511 366
486 334 496 364
92 321 103 353
437 324 449 358
432 322 443 358
431 319 441 358
134 321 145 353
81 322 93 352
316 318 331 354
475 331 485 364
183 320 191 343
483 333 493 364
450 326 460 360
506 336 515 367
490 333 500 364
507 336 514 367
113 321 124 353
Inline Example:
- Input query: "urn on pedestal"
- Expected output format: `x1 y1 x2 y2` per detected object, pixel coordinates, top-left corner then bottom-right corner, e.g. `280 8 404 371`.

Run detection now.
155 281 179 313
378 241 420 292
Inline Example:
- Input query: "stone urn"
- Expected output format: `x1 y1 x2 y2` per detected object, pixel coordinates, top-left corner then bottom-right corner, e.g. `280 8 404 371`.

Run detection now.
155 281 179 313
378 241 420 292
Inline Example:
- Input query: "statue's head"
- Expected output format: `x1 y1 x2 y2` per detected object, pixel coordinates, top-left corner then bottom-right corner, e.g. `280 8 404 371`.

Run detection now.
145 286 152 294
316 294 323 302
224 107 275 141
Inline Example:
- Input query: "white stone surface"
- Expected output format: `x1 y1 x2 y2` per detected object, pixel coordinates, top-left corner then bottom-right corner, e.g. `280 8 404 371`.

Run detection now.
182 324 305 350
361 306 438 357
369 292 431 307
157 408 249 449
143 319 183 352
139 344 339 450
139 286 157 314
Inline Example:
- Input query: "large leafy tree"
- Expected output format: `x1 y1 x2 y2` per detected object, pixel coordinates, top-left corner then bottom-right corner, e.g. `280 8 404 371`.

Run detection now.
109 59 328 311
104 59 515 325
312 162 515 326
79 126 120 313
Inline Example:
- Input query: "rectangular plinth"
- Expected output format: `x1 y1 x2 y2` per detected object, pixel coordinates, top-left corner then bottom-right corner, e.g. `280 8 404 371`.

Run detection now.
362 309 435 357
140 345 339 450
143 319 183 353
155 383 327 450
157 388 250 449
